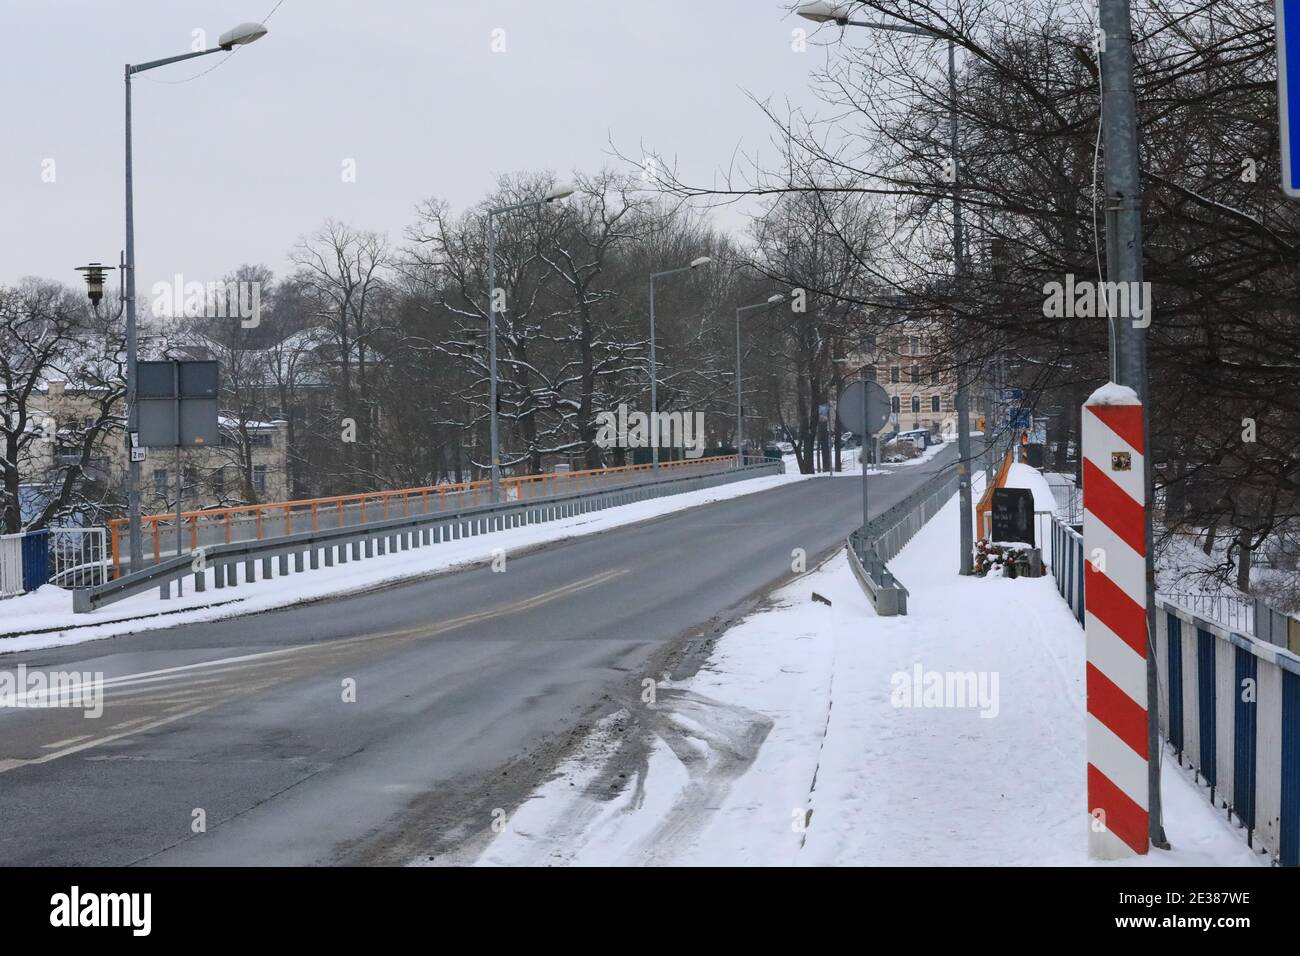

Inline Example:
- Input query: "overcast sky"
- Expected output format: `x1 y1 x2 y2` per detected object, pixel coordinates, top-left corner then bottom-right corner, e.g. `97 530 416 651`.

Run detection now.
3 0 839 290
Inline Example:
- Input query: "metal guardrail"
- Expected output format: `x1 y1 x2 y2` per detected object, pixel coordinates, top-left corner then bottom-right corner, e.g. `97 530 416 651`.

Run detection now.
846 440 1002 615
1050 516 1085 627
108 454 743 576
74 460 783 613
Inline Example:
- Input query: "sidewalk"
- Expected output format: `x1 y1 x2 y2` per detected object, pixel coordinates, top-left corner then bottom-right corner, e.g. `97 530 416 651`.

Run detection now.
470 488 1264 866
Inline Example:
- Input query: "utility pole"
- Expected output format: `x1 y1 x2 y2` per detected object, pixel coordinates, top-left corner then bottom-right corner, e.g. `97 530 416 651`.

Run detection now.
1098 0 1166 849
951 37 974 576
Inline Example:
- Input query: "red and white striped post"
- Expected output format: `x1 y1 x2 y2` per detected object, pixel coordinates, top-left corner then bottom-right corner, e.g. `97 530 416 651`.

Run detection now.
1082 383 1149 858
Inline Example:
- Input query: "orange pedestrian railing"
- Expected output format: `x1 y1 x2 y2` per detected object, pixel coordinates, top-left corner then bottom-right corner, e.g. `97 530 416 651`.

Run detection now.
975 448 1015 540
108 454 742 578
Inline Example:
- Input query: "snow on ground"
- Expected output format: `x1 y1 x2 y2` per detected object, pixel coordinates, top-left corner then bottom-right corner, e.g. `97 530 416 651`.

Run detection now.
0 471 813 654
779 446 885 476
472 485 1264 867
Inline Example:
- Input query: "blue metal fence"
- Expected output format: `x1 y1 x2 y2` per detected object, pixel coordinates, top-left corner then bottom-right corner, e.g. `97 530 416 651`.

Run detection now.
1045 511 1297 866
20 529 49 592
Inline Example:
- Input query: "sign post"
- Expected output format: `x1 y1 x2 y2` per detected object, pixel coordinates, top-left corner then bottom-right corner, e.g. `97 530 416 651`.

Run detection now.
137 360 219 598
1278 0 1300 197
838 379 891 540
1082 384 1149 858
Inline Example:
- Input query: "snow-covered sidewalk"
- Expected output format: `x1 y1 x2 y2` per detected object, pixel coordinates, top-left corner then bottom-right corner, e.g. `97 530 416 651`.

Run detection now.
0 472 810 654
471 487 1264 867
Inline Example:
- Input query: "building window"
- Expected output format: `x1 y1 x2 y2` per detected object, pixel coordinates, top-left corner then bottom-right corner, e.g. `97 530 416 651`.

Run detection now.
891 395 901 413
931 395 941 413
890 366 900 384
910 364 920 383
213 467 225 496
153 469 168 495
864 365 878 383
910 335 920 355
946 395 955 412
930 367 940 385
253 465 268 494
911 395 921 414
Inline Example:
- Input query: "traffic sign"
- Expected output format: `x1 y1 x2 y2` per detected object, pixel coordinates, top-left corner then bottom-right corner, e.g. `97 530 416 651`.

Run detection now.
1007 409 1032 429
1279 0 1300 197
1000 387 1024 401
838 380 891 436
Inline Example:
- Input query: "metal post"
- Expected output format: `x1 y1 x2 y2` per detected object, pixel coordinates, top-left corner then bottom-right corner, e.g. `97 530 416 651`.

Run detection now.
649 274 660 478
124 66 142 573
951 38 974 576
174 446 183 596
173 362 182 596
486 212 501 502
735 307 743 468
861 374 869 536
1099 0 1166 849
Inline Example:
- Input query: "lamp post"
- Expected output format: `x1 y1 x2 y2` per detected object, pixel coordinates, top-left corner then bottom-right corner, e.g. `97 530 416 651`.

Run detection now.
647 256 712 477
734 294 785 468
485 183 575 502
797 1 974 575
122 21 268 573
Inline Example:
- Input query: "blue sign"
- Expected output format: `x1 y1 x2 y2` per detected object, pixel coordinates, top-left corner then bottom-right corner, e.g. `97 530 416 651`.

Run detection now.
1279 0 1300 197
1000 387 1024 401
1007 409 1032 429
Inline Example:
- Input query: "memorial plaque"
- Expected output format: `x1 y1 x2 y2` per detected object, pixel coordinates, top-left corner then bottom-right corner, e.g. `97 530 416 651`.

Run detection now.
990 487 1035 545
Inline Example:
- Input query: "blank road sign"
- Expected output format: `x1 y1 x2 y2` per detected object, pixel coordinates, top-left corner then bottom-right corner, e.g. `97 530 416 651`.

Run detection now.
838 380 891 436
1279 0 1300 197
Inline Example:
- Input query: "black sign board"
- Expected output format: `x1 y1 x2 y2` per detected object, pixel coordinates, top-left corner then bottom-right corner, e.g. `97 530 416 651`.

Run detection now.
136 360 220 448
990 487 1035 546
1024 442 1045 469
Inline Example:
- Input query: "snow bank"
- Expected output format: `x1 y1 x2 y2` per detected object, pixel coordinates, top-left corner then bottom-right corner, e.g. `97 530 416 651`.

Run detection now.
1002 462 1059 515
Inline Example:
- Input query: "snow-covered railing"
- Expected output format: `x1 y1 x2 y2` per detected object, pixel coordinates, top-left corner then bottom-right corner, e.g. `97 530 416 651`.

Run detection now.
1156 601 1300 867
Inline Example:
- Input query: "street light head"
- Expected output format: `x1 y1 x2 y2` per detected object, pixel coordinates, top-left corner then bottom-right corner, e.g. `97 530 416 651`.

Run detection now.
767 293 785 303
544 183 576 202
796 1 853 25
218 22 268 50
75 262 110 305
690 256 712 269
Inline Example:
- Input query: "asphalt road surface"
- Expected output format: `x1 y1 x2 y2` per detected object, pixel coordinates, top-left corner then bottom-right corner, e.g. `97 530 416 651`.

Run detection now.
0 447 958 865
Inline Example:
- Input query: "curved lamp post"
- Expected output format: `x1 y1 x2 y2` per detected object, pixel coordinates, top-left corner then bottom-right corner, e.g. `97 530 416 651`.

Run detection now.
120 21 268 572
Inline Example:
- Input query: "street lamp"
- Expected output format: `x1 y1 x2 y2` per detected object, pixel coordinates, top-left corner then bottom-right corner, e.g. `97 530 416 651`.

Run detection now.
75 263 111 306
799 1 975 576
647 256 712 477
734 294 785 468
486 183 576 500
121 21 268 573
